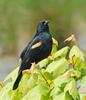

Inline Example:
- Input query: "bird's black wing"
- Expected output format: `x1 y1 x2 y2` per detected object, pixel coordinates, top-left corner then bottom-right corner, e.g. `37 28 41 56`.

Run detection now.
20 34 37 60
20 41 31 60
19 35 43 71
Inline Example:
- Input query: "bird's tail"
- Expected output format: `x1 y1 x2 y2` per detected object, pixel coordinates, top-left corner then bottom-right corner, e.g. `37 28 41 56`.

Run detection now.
13 71 22 90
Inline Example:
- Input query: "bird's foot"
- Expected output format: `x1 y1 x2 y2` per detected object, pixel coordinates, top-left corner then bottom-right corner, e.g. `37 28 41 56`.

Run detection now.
22 69 32 75
31 62 36 72
22 62 36 75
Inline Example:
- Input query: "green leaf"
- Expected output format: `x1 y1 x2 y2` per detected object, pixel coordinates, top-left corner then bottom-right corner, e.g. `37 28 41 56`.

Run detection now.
0 83 12 100
22 82 50 100
53 93 65 100
37 58 49 69
0 67 19 100
69 55 86 70
0 44 85 100
69 45 85 61
64 79 79 100
53 92 73 100
64 69 81 79
80 76 86 87
51 75 70 97
46 58 68 78
21 86 41 100
74 57 86 69
4 67 19 83
80 68 86 77
38 82 50 96
11 73 38 100
52 46 70 59
43 72 53 84
51 44 58 54
65 92 74 100
53 75 70 88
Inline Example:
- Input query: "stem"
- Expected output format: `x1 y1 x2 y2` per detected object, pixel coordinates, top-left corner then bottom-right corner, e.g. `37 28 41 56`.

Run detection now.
38 68 50 87
0 82 4 87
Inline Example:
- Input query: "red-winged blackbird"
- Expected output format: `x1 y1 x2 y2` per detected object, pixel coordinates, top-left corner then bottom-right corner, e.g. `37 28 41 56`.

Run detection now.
13 20 52 90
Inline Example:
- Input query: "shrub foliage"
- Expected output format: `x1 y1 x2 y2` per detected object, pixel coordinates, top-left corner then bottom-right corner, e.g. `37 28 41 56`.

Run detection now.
0 44 86 100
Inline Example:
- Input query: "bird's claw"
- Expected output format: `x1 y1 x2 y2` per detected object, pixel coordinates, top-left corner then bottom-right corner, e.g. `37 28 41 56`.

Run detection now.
22 69 31 75
22 62 36 75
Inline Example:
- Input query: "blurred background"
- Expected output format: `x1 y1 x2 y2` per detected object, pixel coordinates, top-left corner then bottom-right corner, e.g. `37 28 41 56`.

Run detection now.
0 0 86 80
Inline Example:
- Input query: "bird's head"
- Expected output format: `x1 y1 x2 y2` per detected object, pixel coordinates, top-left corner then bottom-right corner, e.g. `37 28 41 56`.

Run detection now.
37 20 49 33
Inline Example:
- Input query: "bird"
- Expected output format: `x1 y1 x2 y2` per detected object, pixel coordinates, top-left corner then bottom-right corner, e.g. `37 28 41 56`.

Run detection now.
13 20 53 90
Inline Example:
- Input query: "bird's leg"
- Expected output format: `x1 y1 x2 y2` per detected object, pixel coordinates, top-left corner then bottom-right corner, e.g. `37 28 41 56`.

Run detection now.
30 62 36 72
22 62 36 75
22 69 31 75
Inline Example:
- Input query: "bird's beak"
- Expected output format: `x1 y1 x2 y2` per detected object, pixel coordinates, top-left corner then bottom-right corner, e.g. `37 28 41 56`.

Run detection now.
44 20 49 25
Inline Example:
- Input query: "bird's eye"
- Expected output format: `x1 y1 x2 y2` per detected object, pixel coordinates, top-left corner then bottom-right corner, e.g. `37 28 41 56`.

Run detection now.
42 21 45 24
43 21 48 25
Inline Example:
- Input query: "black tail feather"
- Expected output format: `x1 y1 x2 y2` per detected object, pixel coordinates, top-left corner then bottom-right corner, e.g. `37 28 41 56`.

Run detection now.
13 71 22 90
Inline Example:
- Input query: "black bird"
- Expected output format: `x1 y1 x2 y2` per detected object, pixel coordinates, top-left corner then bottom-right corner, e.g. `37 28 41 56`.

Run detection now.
13 20 52 90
